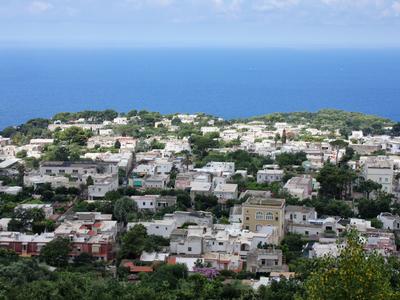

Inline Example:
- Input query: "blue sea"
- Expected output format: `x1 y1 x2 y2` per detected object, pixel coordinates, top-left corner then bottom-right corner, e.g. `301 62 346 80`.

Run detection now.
0 48 400 129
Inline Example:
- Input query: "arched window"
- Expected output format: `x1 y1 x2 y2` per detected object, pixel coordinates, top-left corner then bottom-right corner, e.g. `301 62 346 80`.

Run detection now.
255 211 264 220
265 212 274 220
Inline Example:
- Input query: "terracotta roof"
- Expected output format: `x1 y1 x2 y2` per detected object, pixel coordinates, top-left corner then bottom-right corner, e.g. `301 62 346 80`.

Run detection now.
130 266 153 273
122 261 153 273
167 257 177 265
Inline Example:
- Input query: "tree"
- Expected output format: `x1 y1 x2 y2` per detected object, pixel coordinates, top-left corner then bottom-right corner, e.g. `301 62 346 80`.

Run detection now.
40 237 70 267
177 192 192 209
114 139 121 149
7 218 23 232
302 231 399 299
281 129 287 144
47 145 70 161
190 133 220 158
29 208 46 223
113 197 137 225
258 278 301 300
181 150 192 171
274 133 281 147
391 122 400 136
275 152 307 168
357 196 391 219
171 117 182 126
280 233 306 263
119 224 148 259
194 194 218 211
16 150 27 158
358 178 382 200
32 220 55 234
86 175 94 186
371 218 383 229
54 126 92 146
340 147 355 164
74 252 94 266
150 139 165 150
329 139 349 165
317 163 355 199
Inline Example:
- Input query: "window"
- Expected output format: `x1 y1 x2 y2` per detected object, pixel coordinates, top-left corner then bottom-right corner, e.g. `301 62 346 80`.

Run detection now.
265 212 273 220
143 202 146 206
256 211 264 220
245 226 249 230
246 217 249 221
45 169 52 174
73 169 78 173
218 242 223 246
261 259 266 265
188 247 192 252
303 215 306 221
290 214 293 220
92 244 100 253
275 260 279 266
59 170 65 174
275 217 279 221
305 231 309 235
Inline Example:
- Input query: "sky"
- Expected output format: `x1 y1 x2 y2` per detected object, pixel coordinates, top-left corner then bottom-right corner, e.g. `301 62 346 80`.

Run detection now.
1 0 400 48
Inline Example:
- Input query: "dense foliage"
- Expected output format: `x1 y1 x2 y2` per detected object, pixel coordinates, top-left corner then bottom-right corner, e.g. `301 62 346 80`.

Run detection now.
250 109 393 135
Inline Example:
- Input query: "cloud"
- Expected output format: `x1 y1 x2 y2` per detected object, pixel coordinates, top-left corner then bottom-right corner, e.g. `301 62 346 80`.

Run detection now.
212 0 243 14
28 1 53 14
125 0 174 8
252 0 300 12
393 1 400 15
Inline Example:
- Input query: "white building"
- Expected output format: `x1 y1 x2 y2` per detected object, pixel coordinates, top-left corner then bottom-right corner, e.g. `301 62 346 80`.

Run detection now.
362 157 394 193
15 204 54 219
195 161 235 176
213 183 238 203
283 176 313 200
377 213 400 230
285 205 317 225
309 240 341 258
87 174 119 199
189 181 212 199
170 227 203 255
128 219 176 238
201 127 220 135
24 174 71 189
387 140 400 155
144 175 169 189
257 169 284 184
132 195 159 211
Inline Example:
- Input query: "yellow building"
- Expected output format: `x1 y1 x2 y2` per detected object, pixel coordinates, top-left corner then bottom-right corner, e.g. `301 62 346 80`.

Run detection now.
242 197 286 242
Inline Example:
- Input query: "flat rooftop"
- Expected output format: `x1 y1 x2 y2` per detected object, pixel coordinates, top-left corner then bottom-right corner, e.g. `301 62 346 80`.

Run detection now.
244 197 285 207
